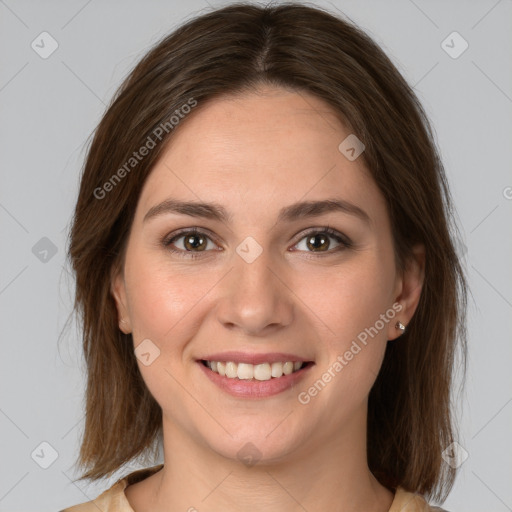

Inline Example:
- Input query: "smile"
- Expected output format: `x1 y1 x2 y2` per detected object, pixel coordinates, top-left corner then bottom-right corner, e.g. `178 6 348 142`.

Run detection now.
202 360 306 380
197 355 315 399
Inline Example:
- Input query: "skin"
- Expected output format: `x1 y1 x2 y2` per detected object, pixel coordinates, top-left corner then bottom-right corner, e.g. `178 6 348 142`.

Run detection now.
112 85 425 512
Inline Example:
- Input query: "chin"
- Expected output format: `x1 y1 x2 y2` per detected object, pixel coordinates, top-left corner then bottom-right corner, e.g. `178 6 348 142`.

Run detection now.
199 420 307 468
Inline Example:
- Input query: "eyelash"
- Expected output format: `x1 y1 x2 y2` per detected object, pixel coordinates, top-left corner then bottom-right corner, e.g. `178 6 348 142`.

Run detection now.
161 226 352 259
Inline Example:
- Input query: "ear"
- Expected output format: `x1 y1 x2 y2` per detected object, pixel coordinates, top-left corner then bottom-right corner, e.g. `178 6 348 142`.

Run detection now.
387 243 425 341
110 264 132 334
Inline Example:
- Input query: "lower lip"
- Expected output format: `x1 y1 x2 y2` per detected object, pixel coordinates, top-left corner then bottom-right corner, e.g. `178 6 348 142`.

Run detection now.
197 361 313 398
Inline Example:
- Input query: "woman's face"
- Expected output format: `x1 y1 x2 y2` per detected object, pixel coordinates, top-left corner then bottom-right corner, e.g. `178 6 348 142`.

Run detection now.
112 85 423 464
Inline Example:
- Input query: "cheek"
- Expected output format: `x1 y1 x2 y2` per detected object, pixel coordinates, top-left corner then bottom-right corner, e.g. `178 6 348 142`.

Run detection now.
298 255 395 408
300 252 395 344
123 257 212 410
297 267 393 414
124 251 227 363
127 275 183 342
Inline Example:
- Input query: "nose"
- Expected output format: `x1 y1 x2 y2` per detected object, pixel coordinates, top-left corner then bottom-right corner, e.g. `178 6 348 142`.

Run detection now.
214 246 294 337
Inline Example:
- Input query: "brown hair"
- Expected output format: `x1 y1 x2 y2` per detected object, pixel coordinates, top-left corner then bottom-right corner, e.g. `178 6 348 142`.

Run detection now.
67 1 468 503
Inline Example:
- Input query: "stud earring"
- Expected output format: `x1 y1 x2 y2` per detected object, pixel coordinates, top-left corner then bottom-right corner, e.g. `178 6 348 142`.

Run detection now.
395 321 405 332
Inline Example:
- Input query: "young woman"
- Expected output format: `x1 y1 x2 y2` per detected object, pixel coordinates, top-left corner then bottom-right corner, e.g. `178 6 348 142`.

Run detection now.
60 3 467 511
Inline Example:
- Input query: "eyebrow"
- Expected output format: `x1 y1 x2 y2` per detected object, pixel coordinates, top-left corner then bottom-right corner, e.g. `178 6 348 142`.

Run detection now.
143 197 371 225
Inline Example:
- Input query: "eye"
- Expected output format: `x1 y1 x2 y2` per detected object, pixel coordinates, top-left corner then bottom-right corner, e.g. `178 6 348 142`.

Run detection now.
163 229 219 257
162 226 351 259
292 227 351 255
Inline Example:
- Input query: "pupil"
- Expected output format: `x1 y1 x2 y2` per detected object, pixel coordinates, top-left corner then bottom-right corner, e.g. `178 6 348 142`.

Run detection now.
185 234 205 251
307 234 329 251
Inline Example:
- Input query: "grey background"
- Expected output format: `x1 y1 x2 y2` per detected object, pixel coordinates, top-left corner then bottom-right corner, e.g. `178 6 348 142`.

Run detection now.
0 0 511 510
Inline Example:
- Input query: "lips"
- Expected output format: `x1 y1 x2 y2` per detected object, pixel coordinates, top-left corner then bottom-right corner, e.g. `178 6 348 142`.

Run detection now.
196 352 314 398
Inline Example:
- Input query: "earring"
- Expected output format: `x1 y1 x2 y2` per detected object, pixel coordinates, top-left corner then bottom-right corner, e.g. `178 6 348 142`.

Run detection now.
395 321 405 332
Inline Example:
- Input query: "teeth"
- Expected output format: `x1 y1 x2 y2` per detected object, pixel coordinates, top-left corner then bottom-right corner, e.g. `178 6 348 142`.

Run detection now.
237 363 254 380
254 363 271 381
271 362 282 378
225 361 238 378
204 360 305 380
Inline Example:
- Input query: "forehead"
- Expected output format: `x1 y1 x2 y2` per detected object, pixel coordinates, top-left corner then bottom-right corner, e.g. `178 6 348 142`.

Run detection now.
136 87 387 227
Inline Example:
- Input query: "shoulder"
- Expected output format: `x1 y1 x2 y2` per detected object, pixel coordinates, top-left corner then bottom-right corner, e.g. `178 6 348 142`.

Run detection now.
390 487 451 512
58 480 127 512
59 464 164 512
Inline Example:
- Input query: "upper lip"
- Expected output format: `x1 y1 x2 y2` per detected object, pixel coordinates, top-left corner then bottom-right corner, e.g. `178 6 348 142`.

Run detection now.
198 351 313 365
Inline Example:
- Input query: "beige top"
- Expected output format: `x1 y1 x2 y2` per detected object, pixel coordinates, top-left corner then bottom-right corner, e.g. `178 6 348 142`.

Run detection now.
60 464 447 511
